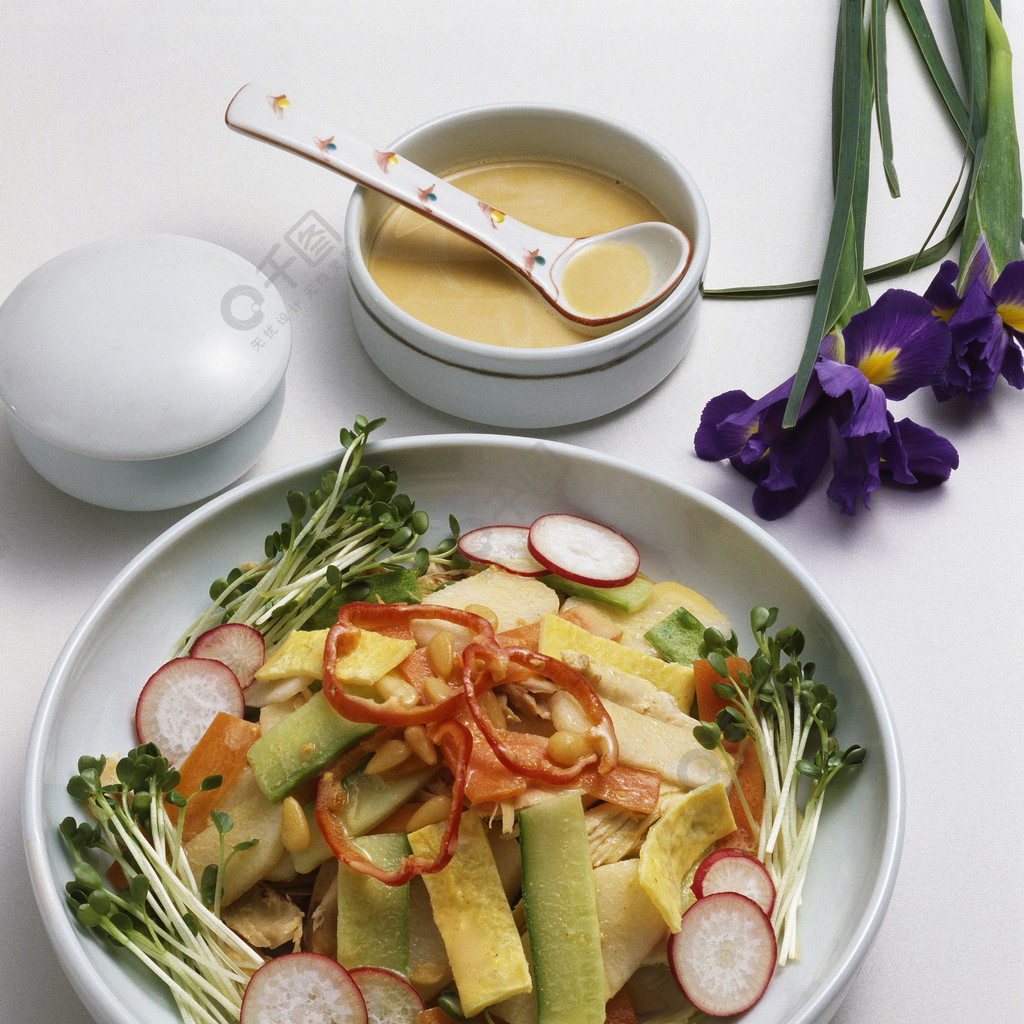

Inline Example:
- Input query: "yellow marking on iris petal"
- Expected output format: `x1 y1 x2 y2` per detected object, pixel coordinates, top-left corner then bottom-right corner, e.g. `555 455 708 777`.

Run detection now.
997 301 1024 332
858 347 900 386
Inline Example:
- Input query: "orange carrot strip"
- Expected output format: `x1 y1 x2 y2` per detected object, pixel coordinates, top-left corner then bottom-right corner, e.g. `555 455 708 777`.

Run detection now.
716 737 764 854
169 711 260 842
494 620 541 650
398 645 434 694
692 656 751 736
436 710 530 805
416 1008 511 1024
576 763 661 815
417 1010 459 1024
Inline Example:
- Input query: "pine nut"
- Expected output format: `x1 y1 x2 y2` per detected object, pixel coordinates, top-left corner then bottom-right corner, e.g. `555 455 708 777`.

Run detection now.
364 738 412 775
409 961 448 987
547 730 594 767
480 689 506 728
549 690 590 733
280 795 311 853
404 725 438 765
464 603 499 631
405 795 452 832
426 629 455 679
376 672 419 706
424 675 458 704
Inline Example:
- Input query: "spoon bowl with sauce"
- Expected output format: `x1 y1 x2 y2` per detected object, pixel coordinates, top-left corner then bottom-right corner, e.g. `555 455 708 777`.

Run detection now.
555 223 691 325
225 84 690 327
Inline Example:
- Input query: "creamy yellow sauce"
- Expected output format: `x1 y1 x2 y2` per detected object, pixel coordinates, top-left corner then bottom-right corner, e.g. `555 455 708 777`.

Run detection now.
367 160 665 348
559 240 651 320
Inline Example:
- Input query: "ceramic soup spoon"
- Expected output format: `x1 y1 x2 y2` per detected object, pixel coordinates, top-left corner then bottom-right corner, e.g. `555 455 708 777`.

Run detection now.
225 84 691 327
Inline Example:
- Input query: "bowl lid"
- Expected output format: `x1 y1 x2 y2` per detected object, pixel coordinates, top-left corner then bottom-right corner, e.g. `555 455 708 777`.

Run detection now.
0 234 291 461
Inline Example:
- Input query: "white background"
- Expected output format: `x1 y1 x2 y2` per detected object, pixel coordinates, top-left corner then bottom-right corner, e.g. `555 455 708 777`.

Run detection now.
2 2 1022 1022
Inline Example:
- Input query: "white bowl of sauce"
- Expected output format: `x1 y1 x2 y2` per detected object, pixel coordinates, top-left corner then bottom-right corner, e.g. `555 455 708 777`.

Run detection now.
344 103 710 427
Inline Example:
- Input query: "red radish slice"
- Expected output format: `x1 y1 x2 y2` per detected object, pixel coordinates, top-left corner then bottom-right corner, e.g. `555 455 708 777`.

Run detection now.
349 966 425 1023
458 524 546 576
189 622 265 688
691 848 777 915
241 953 367 1024
527 513 640 588
134 657 245 767
668 892 776 1017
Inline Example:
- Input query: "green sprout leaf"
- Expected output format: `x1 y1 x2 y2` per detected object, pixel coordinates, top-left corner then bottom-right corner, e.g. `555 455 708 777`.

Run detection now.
693 722 722 751
200 863 220 908
210 810 233 836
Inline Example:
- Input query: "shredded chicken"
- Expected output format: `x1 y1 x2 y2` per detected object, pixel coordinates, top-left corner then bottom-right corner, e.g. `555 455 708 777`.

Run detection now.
585 802 655 866
303 861 338 957
503 674 558 723
564 651 691 727
584 785 695 867
221 883 304 952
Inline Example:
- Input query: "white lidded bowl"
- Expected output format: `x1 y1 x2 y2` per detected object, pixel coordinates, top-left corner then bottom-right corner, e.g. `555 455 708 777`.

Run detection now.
0 234 291 510
344 104 710 427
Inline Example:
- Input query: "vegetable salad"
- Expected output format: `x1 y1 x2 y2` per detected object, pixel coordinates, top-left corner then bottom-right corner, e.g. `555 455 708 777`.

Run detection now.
61 420 863 1024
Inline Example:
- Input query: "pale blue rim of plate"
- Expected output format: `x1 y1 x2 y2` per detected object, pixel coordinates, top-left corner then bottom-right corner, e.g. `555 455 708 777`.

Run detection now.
22 433 905 1024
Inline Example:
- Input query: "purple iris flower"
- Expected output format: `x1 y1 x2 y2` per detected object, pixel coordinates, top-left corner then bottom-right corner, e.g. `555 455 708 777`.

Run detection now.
695 289 958 519
926 240 1024 404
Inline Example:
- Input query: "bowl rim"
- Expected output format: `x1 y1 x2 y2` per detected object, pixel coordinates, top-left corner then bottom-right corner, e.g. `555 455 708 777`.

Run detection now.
343 101 711 369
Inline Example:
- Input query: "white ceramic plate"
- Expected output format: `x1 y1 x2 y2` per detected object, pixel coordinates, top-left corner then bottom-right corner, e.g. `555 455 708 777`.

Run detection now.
23 435 903 1024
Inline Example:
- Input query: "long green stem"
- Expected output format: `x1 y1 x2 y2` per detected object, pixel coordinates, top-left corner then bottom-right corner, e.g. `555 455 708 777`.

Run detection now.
95 916 231 1024
783 0 870 428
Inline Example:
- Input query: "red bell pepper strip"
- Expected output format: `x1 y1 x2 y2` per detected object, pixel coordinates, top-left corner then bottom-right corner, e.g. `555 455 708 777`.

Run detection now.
314 718 473 885
461 642 618 784
322 602 494 726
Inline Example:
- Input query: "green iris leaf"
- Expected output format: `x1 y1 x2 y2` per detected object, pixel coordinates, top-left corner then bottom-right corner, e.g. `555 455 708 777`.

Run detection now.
871 0 900 197
959 1 1022 277
783 0 871 428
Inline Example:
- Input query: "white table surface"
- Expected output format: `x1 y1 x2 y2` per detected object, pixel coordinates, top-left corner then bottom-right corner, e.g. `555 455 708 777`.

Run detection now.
3 2 1023 1022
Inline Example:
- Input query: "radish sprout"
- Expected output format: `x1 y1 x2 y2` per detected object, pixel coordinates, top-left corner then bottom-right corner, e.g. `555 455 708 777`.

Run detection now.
175 417 464 653
693 607 865 965
60 745 264 1024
